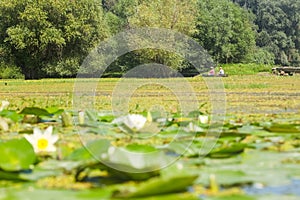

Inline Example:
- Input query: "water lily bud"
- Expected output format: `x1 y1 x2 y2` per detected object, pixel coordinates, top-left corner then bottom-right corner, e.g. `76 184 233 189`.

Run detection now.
184 122 204 132
198 115 209 124
209 174 219 194
176 163 184 170
0 117 9 131
147 111 152 123
62 112 73 127
78 111 85 125
0 100 9 111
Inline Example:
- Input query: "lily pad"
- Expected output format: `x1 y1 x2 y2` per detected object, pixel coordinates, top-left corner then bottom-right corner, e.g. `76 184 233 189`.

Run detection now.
209 143 248 158
114 174 198 198
263 124 300 133
0 138 36 171
0 170 27 181
19 107 52 116
125 144 157 153
106 145 171 174
206 194 256 200
45 107 64 115
67 139 111 161
0 110 22 122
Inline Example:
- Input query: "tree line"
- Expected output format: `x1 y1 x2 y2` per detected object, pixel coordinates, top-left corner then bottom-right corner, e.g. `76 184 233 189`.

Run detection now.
0 0 299 79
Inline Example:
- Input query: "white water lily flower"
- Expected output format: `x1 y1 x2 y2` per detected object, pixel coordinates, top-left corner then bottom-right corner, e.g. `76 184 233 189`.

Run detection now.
0 100 9 111
123 114 147 130
184 122 204 132
24 126 59 153
198 115 209 124
113 114 147 132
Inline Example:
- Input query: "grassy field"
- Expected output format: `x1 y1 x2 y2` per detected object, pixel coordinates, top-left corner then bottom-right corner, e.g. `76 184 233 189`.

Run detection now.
0 74 300 200
1 74 299 120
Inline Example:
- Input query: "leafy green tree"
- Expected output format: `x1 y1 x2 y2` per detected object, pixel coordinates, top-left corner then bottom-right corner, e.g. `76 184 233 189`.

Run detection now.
126 0 198 71
246 48 275 65
103 0 139 34
232 0 300 66
129 0 197 35
194 0 256 64
257 0 300 66
232 0 258 11
0 0 109 79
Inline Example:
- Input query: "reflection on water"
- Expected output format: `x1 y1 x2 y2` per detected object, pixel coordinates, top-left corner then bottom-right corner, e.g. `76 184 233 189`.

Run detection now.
244 179 300 196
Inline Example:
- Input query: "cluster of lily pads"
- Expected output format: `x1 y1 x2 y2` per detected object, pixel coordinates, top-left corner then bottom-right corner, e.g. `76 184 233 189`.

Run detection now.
0 100 209 199
1 100 300 199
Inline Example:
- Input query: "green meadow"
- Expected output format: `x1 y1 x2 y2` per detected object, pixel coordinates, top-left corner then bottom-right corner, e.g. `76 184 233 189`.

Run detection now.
0 75 300 200
1 75 299 119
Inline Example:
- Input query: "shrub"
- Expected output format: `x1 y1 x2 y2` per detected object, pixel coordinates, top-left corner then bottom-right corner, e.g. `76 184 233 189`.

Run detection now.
0 63 24 79
219 63 274 75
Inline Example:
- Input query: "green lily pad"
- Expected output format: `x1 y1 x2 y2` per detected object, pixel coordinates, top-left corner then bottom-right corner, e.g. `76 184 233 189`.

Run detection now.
45 107 64 115
0 138 36 171
85 110 98 122
209 143 247 158
0 170 27 181
98 114 115 122
19 107 51 116
105 145 171 176
0 110 22 122
166 141 200 157
264 123 300 133
114 174 198 198
257 195 300 200
1 187 113 200
237 125 267 135
0 168 59 182
125 144 157 153
188 110 205 118
37 160 82 172
206 194 256 200
67 139 111 161
240 150 300 186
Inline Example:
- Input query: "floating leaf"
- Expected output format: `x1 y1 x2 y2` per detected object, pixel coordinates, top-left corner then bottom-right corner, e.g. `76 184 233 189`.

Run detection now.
166 141 200 157
67 139 111 161
0 138 36 171
20 168 63 181
37 160 82 172
209 143 247 158
188 110 204 118
263 123 300 133
1 187 113 200
114 174 198 198
125 144 157 153
0 168 59 182
205 194 256 200
0 110 22 122
0 170 27 181
106 145 170 174
85 110 98 122
98 114 115 122
237 125 265 135
45 107 64 115
19 107 51 116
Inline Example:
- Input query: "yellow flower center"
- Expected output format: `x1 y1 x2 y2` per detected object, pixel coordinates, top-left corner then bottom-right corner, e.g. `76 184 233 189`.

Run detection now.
37 138 48 150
